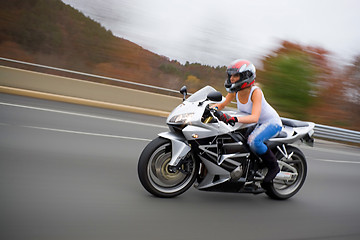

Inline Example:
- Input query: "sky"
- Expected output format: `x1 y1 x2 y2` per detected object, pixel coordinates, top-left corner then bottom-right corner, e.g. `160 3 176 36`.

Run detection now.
61 0 360 67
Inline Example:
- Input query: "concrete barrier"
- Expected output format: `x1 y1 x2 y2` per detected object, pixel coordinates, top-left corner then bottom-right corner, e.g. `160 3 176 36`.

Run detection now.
0 66 182 117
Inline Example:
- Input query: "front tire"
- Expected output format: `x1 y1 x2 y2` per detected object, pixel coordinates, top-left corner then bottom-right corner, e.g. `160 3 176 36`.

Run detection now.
265 146 307 200
137 137 199 198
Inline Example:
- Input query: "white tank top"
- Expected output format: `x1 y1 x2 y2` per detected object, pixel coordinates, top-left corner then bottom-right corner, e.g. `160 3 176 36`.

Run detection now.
236 86 282 126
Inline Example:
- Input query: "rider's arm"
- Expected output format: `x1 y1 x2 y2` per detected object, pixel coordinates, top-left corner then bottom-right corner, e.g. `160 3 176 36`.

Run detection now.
236 88 262 124
212 93 235 110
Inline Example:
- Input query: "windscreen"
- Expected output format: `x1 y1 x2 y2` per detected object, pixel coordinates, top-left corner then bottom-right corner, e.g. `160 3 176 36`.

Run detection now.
186 86 217 102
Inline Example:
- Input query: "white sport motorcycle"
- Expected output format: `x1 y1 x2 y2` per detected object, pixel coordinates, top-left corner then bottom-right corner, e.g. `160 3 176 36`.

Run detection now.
138 86 315 200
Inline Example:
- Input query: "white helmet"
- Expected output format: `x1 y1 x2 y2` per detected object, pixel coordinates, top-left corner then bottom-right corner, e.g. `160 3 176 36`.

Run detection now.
224 59 256 93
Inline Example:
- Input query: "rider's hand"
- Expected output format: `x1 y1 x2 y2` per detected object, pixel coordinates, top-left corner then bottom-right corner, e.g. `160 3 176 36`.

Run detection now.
226 116 238 126
210 105 219 110
214 110 238 126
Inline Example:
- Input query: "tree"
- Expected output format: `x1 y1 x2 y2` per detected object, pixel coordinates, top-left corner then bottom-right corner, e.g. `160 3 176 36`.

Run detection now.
185 74 202 92
342 56 360 129
344 56 360 105
258 42 317 119
259 41 360 130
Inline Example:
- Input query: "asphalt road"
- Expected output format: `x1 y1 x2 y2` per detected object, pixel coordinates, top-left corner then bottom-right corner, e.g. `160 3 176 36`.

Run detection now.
1 93 360 240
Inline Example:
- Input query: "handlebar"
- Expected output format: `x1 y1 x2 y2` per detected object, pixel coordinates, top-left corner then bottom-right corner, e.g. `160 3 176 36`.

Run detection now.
207 106 236 127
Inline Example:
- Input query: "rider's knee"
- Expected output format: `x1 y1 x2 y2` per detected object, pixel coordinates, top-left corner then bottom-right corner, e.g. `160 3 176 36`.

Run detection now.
248 138 266 155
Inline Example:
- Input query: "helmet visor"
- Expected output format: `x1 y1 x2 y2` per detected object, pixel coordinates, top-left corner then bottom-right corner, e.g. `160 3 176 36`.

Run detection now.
226 68 238 76
227 70 253 81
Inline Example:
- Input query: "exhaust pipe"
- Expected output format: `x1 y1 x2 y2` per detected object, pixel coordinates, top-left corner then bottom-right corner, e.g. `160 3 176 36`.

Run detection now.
275 171 298 181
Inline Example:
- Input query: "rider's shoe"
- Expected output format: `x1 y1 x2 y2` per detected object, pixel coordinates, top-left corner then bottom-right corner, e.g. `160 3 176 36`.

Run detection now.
260 148 280 183
261 181 273 191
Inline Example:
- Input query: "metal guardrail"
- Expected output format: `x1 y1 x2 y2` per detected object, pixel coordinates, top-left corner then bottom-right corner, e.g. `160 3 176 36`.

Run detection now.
314 124 360 144
0 57 180 96
1 57 359 144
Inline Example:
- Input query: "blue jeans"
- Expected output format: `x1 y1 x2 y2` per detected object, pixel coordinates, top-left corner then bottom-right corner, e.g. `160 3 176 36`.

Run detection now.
248 122 282 155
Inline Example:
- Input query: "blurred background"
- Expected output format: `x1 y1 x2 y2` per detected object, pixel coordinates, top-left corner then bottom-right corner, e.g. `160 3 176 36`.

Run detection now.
0 0 359 130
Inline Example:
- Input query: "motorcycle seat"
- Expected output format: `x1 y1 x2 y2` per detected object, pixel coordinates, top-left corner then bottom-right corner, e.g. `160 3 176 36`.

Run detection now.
281 118 309 128
274 131 288 138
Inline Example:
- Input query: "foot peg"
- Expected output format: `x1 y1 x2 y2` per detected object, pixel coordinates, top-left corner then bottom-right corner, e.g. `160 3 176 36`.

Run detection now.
239 183 265 195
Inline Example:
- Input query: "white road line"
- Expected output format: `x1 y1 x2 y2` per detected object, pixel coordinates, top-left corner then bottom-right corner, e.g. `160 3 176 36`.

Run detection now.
3 124 360 164
0 102 168 129
314 158 360 164
21 125 152 142
301 144 360 157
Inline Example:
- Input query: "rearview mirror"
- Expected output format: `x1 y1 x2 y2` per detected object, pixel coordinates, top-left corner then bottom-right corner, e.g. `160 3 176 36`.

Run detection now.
180 86 187 101
207 91 223 102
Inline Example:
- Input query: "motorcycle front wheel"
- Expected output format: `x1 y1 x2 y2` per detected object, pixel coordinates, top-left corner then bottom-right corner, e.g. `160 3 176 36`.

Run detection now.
137 137 199 198
266 146 307 200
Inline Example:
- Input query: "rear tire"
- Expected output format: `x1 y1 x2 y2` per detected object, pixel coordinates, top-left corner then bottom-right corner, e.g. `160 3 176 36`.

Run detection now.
265 146 307 200
137 137 198 198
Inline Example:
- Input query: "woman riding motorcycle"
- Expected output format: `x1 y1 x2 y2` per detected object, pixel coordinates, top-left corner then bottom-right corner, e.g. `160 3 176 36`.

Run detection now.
212 59 282 191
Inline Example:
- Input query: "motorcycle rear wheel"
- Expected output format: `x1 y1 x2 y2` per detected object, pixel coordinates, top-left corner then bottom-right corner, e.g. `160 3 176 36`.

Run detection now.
137 137 199 198
266 146 307 200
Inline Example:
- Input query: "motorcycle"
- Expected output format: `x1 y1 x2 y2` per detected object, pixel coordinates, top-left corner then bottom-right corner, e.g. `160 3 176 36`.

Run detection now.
137 86 315 200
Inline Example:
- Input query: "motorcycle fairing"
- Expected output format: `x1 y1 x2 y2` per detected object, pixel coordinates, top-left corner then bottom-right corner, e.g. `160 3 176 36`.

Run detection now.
158 132 191 167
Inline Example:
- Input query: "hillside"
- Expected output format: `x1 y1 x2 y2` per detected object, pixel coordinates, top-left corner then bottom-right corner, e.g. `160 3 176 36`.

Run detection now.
0 0 226 93
1 0 359 131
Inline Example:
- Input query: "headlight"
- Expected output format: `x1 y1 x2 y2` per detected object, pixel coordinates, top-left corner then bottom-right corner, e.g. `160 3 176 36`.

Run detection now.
169 113 194 124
